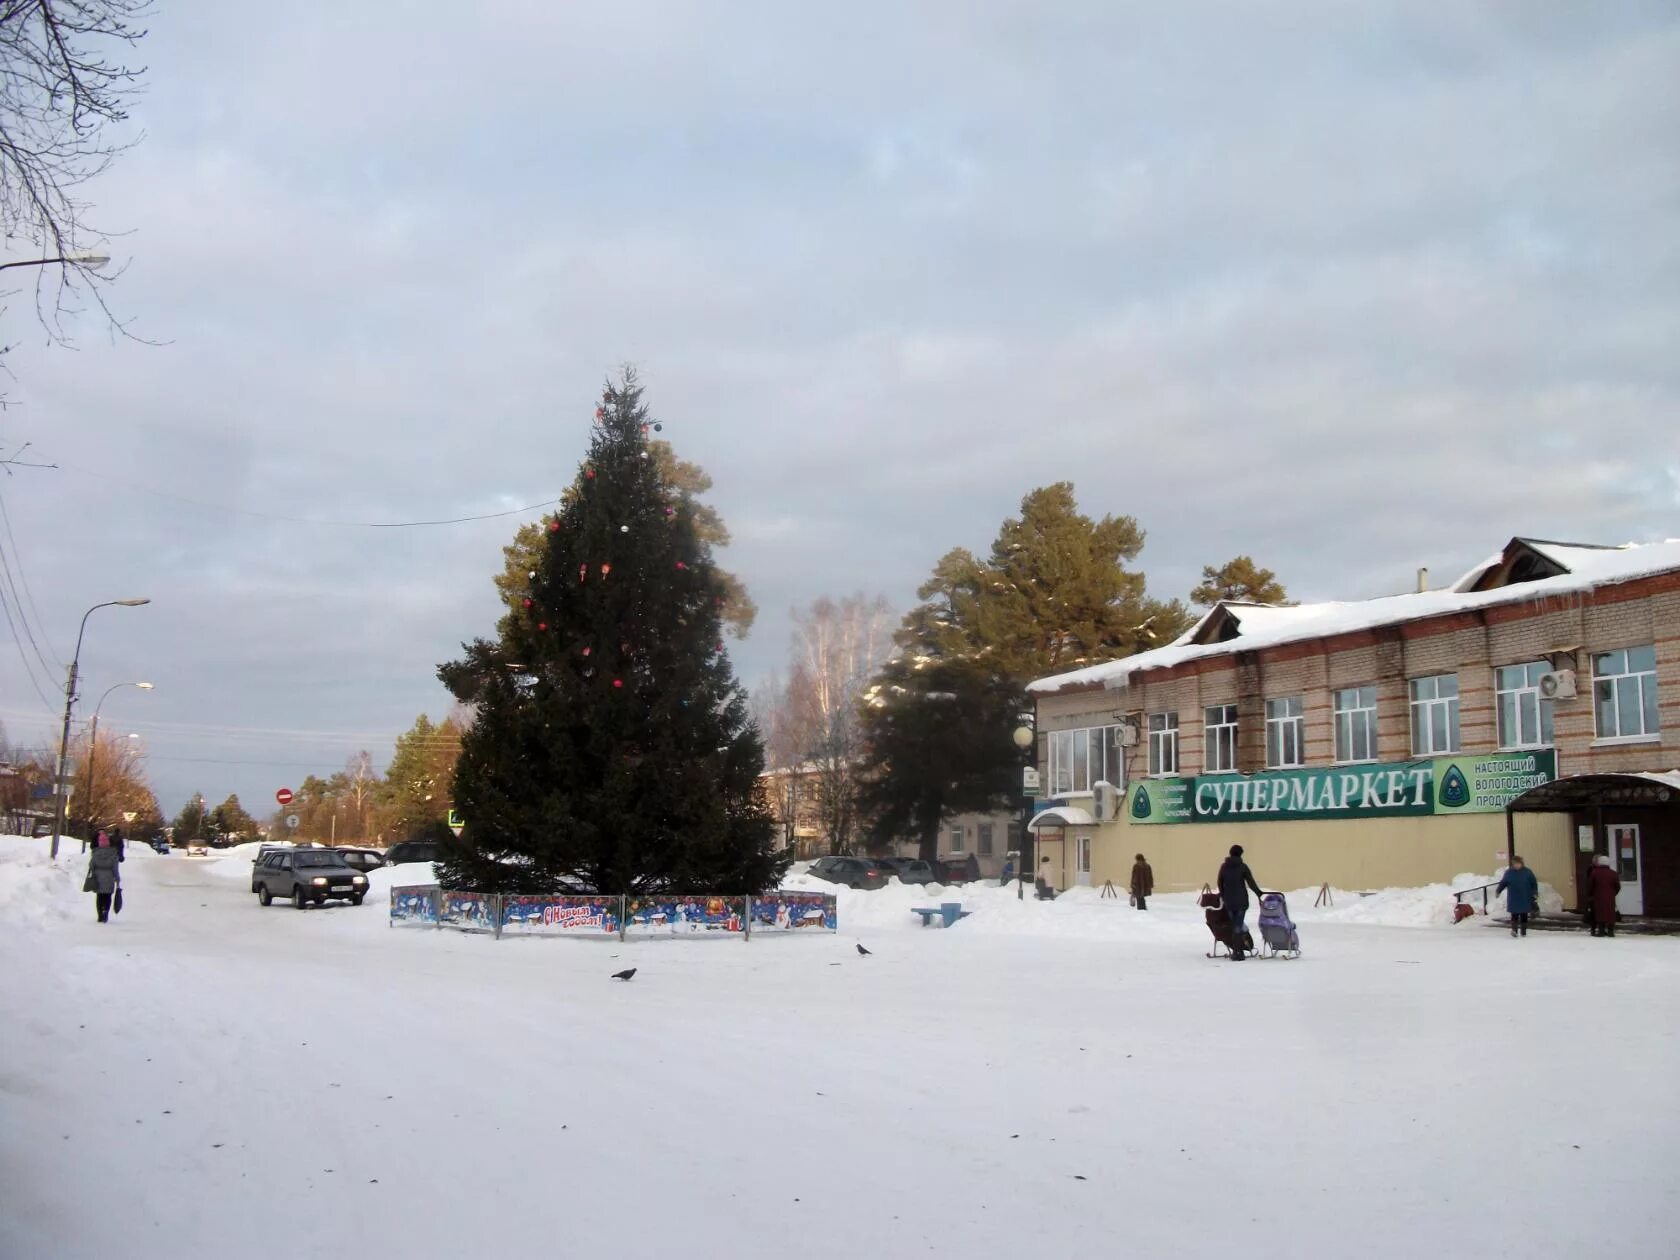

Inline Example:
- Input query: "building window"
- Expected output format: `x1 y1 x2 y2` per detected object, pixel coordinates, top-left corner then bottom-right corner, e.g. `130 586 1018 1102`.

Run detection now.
1594 646 1659 740
977 822 994 856
1409 674 1460 755
1333 685 1378 763
1048 725 1127 795
1147 712 1179 776
947 824 964 853
1265 696 1304 768
1496 662 1554 749
1204 703 1238 772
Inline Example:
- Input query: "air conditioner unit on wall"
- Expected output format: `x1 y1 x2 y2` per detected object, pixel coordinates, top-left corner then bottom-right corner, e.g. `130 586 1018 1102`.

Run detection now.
1093 781 1119 822
1117 723 1139 747
1539 669 1577 700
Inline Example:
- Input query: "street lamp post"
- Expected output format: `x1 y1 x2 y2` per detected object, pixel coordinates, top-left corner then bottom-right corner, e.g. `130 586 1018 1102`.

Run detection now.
50 599 151 859
1013 718 1036 901
81 681 154 848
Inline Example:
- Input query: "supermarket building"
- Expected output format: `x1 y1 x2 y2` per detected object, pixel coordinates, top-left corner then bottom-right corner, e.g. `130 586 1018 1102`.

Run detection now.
1025 537 1680 916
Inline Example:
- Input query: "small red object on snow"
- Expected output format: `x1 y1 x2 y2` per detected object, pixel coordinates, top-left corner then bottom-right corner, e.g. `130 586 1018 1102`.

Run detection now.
1452 902 1475 923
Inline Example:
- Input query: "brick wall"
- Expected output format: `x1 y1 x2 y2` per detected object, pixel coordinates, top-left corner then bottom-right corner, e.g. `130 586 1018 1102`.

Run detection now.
1034 574 1679 782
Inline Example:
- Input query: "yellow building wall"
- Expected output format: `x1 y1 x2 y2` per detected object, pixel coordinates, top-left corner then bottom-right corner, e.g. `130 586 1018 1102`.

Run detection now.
1090 812 1574 900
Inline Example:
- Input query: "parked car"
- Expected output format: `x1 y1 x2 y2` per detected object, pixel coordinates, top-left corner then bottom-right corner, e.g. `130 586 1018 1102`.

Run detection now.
808 856 888 891
252 849 368 908
892 859 938 885
334 847 386 873
931 854 981 885
383 839 441 866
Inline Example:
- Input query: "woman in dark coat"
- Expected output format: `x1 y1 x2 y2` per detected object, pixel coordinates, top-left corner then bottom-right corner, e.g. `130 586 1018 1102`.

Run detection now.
86 832 122 923
1217 844 1263 959
1130 854 1153 911
1587 855 1622 938
1496 856 1539 937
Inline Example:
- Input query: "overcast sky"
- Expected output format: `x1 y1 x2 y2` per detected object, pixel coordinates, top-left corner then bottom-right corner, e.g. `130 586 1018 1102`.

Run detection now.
1 2 1676 820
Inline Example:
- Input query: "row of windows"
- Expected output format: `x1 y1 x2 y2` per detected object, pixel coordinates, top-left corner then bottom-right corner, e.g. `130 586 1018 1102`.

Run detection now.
1046 724 1128 796
947 821 1011 855
1138 649 1661 774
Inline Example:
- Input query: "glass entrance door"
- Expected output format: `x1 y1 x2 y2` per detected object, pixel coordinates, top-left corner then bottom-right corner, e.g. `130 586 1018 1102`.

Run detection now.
1607 824 1643 915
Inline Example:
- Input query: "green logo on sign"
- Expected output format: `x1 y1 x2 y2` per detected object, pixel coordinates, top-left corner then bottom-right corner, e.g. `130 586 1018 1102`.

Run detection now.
1437 765 1470 809
1131 785 1152 820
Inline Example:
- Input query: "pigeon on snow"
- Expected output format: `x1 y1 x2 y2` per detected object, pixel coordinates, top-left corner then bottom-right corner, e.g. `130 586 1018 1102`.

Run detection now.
856 943 872 956
611 967 637 981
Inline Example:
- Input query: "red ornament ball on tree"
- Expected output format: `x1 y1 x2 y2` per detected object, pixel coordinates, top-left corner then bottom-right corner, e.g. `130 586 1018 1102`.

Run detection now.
522 598 532 609
548 520 560 533
613 678 623 689
538 622 548 632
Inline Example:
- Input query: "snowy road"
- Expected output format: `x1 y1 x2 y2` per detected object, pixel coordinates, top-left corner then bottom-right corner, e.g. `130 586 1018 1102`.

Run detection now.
3 842 1678 1260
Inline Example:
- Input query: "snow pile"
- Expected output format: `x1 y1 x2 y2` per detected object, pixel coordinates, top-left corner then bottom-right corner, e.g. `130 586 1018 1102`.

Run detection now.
0 833 167 929
1299 870 1564 928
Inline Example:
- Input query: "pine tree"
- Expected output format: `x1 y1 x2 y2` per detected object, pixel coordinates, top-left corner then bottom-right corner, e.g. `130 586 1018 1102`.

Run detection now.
437 370 786 895
1190 555 1290 607
858 484 1186 857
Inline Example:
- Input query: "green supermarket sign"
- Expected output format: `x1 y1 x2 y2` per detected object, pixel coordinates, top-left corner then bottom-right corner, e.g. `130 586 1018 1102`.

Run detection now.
1126 751 1556 825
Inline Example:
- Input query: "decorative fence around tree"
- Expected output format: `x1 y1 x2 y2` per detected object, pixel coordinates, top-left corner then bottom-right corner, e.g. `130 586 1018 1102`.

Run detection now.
390 887 837 940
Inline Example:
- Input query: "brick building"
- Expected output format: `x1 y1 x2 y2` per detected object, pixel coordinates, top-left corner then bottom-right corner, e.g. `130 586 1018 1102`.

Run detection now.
1026 537 1680 915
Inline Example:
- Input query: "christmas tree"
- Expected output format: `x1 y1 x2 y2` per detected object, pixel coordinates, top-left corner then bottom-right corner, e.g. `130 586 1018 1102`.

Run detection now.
436 371 787 895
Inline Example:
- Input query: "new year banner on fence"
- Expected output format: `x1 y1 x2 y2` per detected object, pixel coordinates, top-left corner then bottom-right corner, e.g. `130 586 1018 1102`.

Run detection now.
500 895 622 936
389 885 439 927
749 892 838 932
438 890 497 933
623 895 746 936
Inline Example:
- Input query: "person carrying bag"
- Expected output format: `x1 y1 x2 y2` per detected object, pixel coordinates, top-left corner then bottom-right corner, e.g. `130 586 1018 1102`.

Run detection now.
84 831 123 923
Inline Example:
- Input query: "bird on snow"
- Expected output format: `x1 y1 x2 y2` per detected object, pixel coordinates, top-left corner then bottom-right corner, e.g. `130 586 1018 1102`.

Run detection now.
611 967 637 981
856 943 872 956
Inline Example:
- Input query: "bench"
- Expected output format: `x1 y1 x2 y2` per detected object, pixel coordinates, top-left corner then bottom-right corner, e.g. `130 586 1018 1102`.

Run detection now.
911 902 971 928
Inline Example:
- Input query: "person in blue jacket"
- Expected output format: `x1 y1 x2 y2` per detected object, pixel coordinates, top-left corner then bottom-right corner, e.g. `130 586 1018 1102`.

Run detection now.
1496 856 1540 937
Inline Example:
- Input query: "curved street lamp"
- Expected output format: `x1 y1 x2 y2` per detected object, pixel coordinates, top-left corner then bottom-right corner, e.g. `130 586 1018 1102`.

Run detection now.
81 682 154 846
0 252 110 273
50 599 151 858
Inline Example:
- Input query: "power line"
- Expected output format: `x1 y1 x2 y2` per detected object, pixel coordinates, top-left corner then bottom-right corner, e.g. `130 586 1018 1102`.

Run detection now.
55 458 559 528
0 579 59 715
0 493 60 683
0 486 62 666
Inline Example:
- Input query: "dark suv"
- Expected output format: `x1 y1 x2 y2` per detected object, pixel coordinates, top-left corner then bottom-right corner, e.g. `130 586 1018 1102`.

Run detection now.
334 847 386 874
808 856 888 891
383 839 441 866
252 849 368 908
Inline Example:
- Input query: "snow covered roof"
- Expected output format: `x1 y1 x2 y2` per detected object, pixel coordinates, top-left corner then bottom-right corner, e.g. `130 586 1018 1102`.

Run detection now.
1030 536 1680 696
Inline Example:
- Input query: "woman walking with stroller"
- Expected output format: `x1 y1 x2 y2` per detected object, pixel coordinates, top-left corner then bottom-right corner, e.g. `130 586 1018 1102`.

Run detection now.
84 831 123 924
1218 845 1264 960
1130 854 1153 911
1496 856 1539 937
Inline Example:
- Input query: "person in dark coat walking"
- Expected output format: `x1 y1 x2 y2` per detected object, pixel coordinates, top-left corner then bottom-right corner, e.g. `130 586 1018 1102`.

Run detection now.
1130 854 1153 910
85 832 122 923
1496 856 1540 937
1217 844 1263 960
1587 855 1622 938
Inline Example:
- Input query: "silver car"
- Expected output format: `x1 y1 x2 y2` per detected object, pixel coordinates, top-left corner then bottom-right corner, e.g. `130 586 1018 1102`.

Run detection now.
252 849 368 908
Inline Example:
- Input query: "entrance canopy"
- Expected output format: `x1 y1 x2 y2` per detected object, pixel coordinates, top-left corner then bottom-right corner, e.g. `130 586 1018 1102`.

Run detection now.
1028 805 1096 831
1507 771 1680 813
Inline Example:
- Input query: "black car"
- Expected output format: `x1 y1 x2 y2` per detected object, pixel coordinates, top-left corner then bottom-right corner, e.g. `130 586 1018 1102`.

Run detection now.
808 856 888 891
383 839 441 866
334 847 386 873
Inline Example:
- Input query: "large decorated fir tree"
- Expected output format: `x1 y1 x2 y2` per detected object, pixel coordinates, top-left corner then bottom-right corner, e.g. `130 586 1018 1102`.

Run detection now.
436 371 786 894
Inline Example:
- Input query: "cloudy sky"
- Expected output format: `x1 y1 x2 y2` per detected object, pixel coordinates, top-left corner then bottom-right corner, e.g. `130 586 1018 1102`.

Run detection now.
1 1 1676 819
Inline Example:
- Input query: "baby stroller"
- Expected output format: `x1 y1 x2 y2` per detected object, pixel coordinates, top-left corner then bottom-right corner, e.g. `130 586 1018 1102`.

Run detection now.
1257 892 1301 958
1200 886 1254 960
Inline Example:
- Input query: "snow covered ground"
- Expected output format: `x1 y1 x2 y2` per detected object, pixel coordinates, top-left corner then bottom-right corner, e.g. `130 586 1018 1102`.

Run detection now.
2 837 1677 1260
